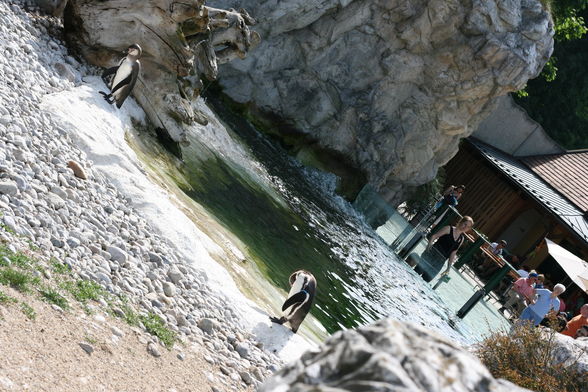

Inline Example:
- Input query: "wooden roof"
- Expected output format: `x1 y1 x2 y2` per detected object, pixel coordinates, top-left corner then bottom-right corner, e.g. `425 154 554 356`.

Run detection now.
469 138 588 244
522 151 588 213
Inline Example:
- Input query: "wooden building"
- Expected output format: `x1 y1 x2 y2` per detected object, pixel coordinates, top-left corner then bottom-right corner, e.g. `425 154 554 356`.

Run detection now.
444 138 588 314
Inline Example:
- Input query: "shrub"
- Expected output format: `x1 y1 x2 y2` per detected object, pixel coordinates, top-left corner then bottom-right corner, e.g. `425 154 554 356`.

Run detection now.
20 302 36 320
61 280 105 303
38 286 69 310
475 324 588 392
0 268 39 292
0 290 16 305
139 312 176 349
50 258 71 275
0 244 35 269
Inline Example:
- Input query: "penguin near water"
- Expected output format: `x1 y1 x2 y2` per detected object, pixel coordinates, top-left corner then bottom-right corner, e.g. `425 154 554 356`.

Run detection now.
270 270 317 333
99 44 142 108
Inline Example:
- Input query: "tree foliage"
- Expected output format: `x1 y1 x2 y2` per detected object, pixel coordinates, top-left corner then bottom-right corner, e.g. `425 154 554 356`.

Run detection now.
514 1 588 149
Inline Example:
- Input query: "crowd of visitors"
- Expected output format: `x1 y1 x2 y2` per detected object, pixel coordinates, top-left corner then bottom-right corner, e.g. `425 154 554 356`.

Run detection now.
411 185 588 339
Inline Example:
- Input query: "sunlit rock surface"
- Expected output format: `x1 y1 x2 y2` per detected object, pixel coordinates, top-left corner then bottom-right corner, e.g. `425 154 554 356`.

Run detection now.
64 0 259 144
259 319 532 392
213 0 554 203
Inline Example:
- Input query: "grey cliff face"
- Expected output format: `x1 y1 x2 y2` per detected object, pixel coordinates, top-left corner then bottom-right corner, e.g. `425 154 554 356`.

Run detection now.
212 0 553 203
258 319 532 391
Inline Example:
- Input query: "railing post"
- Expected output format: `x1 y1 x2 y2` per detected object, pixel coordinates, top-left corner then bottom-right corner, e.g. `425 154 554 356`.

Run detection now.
456 265 511 318
453 236 485 269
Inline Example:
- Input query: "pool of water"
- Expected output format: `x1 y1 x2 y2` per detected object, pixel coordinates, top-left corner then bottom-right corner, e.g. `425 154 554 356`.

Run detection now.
128 93 507 345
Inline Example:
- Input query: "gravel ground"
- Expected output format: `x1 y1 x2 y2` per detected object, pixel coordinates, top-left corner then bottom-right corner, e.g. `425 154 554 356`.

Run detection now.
0 1 285 390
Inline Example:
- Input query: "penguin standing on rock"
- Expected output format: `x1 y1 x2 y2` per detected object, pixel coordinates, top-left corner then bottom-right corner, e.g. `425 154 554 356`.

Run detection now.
270 270 317 333
99 44 142 108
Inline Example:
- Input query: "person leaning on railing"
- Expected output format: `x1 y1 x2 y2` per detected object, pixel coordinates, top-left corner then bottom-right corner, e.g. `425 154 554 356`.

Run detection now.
518 283 566 327
499 272 540 315
415 216 474 282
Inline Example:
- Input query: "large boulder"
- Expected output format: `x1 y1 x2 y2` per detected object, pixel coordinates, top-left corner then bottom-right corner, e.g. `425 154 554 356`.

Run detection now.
212 0 554 203
259 319 531 391
551 333 588 374
64 0 260 144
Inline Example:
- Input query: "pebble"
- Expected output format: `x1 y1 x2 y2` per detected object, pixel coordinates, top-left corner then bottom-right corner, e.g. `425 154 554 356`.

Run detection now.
162 281 176 297
79 342 94 354
111 326 124 337
235 343 250 359
0 181 18 196
198 318 216 334
147 342 161 357
0 2 282 390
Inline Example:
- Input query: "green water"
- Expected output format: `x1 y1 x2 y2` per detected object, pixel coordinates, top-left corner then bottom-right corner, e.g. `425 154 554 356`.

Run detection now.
129 94 486 344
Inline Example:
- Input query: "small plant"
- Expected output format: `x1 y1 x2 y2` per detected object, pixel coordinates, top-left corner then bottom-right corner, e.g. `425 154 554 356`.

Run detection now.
0 245 34 269
38 286 69 310
84 335 98 344
50 258 71 275
140 312 176 349
0 268 39 292
115 302 140 327
0 223 15 234
61 280 105 303
82 304 95 315
475 324 588 392
27 240 40 252
0 290 16 305
20 302 36 320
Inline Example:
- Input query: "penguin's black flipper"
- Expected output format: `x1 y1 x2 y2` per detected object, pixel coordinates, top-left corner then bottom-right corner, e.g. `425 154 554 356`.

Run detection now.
281 291 308 311
269 316 287 324
102 64 120 80
110 74 133 95
101 64 120 86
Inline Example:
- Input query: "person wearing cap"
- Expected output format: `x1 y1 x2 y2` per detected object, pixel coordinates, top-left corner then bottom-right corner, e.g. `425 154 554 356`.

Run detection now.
500 272 540 315
519 283 566 326
474 239 508 277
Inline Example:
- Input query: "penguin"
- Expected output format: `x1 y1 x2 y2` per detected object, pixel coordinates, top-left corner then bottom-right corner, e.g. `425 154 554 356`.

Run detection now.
270 270 316 333
99 44 142 108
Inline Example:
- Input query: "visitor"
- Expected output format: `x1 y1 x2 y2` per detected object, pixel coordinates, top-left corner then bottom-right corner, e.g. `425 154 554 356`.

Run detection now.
435 185 465 210
518 283 566 327
489 240 507 256
499 272 539 315
474 239 507 273
535 274 545 289
517 265 531 278
414 216 473 282
561 304 588 338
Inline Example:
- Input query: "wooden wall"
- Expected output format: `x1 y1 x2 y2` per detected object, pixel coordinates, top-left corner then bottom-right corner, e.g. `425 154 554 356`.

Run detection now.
444 143 531 241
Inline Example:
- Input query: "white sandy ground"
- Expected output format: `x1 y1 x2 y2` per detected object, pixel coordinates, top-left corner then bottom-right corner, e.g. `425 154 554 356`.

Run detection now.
40 77 317 362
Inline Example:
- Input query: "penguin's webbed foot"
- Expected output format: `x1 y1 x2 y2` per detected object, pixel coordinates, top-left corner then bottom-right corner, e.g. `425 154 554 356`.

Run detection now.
269 316 286 325
99 91 115 104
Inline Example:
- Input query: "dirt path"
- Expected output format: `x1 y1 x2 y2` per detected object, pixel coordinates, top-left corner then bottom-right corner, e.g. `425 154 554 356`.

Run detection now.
0 286 245 392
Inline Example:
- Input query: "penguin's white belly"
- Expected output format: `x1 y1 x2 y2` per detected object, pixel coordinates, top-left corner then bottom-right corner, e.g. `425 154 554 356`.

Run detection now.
112 60 133 90
283 274 310 317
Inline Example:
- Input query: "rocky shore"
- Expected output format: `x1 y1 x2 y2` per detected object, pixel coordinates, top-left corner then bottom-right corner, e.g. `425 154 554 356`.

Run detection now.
0 1 288 390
